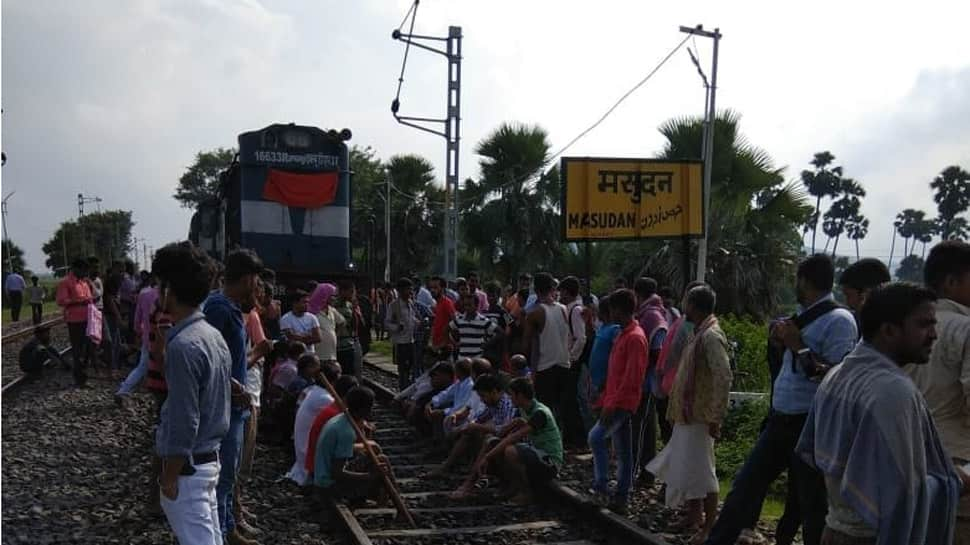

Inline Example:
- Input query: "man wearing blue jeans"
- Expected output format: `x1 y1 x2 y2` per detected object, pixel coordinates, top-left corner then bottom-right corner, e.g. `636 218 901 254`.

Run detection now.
704 255 857 545
203 249 263 545
589 288 647 514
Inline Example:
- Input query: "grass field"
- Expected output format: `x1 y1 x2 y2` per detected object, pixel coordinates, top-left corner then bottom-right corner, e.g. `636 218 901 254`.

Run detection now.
368 338 393 358
1 301 61 326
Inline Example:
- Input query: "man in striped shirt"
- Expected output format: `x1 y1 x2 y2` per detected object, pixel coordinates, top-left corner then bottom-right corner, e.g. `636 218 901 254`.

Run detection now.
449 293 499 359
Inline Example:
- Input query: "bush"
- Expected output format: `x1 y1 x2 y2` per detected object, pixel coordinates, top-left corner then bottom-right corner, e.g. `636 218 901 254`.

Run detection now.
716 397 788 500
720 314 770 393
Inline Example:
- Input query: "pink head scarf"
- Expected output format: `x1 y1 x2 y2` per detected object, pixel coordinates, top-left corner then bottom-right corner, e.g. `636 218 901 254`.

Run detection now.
307 282 337 315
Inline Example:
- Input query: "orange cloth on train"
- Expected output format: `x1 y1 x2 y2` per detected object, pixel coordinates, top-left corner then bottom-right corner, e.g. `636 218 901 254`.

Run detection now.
262 169 338 208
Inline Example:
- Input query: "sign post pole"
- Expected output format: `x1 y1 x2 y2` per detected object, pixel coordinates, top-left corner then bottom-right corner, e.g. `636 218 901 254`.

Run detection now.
679 25 721 282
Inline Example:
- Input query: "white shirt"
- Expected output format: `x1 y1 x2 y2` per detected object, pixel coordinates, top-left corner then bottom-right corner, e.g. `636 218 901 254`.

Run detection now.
280 311 321 353
286 385 334 485
314 307 342 361
5 273 25 292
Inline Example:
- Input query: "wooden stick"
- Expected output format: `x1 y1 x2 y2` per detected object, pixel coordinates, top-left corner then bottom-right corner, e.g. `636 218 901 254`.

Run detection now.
317 374 417 528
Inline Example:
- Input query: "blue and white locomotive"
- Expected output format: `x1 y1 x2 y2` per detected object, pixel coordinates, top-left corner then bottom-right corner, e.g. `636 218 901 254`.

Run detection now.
190 123 353 287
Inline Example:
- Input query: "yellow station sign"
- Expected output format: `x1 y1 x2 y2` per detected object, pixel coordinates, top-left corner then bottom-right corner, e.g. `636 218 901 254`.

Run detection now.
561 158 704 241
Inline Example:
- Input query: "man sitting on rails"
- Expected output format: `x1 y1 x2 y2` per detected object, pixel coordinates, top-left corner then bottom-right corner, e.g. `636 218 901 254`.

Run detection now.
18 324 66 379
314 386 391 511
425 357 474 447
448 373 519 499
471 377 564 505
305 375 360 481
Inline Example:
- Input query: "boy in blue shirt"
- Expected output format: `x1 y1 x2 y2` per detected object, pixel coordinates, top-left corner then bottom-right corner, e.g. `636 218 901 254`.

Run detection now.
315 387 390 508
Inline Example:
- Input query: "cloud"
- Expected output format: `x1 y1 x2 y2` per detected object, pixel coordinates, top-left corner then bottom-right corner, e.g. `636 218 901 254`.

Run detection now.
3 0 968 274
821 66 970 259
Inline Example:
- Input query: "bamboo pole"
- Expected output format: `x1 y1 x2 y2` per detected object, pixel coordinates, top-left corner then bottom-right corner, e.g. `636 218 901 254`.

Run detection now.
317 374 416 527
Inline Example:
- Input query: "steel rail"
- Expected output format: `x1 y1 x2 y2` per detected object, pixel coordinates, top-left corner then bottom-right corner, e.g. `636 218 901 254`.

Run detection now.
2 316 65 344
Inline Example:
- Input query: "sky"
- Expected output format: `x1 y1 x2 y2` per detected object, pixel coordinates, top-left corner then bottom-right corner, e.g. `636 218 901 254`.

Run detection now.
2 0 969 274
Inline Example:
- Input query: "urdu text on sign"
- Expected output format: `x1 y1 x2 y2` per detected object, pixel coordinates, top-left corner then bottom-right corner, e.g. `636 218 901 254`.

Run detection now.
560 158 704 241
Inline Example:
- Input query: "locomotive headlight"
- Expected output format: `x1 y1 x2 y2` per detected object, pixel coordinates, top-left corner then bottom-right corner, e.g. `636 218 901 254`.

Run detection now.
282 130 311 148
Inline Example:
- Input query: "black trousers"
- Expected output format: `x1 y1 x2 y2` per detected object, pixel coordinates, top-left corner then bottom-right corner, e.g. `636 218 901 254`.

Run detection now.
704 411 827 545
337 343 359 378
31 303 43 325
392 342 416 391
67 321 91 385
9 291 23 321
534 365 569 432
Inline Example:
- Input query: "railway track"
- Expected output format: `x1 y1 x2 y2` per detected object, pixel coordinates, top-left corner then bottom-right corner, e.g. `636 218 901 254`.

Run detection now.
339 360 671 545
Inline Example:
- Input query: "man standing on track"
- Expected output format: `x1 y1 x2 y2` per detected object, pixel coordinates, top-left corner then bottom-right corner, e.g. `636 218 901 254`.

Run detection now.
632 277 669 484
907 241 970 543
522 272 571 428
429 275 456 363
115 276 159 403
153 241 231 545
203 249 264 545
385 277 418 390
5 268 26 321
705 255 857 545
797 282 967 544
56 258 93 387
589 288 647 515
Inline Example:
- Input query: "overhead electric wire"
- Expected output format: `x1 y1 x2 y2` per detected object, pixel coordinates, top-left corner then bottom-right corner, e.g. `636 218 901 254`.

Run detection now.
383 33 692 206
393 0 420 108
545 33 692 163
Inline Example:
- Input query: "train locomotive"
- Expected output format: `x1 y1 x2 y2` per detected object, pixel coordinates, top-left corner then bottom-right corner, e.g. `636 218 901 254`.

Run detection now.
190 123 354 291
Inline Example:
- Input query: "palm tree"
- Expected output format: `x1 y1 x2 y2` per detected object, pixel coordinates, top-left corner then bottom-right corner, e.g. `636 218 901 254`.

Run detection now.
931 165 970 240
896 254 924 283
462 123 562 280
822 178 865 257
650 110 812 317
386 155 446 278
845 214 869 260
895 209 924 257
801 151 843 253
946 217 969 241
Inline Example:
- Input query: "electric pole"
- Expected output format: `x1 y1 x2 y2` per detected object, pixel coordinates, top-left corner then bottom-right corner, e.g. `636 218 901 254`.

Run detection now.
2 192 16 274
391 11 462 279
679 24 720 283
77 193 103 259
384 170 392 284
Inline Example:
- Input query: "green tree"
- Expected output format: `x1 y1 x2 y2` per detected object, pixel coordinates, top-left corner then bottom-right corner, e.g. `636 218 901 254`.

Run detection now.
895 254 924 283
42 211 134 276
844 214 869 260
821 178 866 257
800 151 844 253
943 217 969 241
173 148 236 209
931 165 970 240
350 147 444 279
461 122 563 281
2 240 27 275
895 209 924 257
645 111 812 317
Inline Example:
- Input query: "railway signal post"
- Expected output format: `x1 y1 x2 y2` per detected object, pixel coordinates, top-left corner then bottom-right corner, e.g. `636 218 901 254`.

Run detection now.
391 3 463 279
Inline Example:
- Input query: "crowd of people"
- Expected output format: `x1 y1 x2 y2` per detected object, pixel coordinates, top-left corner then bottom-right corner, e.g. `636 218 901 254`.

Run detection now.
18 237 970 545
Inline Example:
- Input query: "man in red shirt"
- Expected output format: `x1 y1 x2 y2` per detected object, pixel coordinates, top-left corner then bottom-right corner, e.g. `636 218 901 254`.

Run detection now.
305 375 360 476
588 288 647 514
56 258 94 387
429 275 456 362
